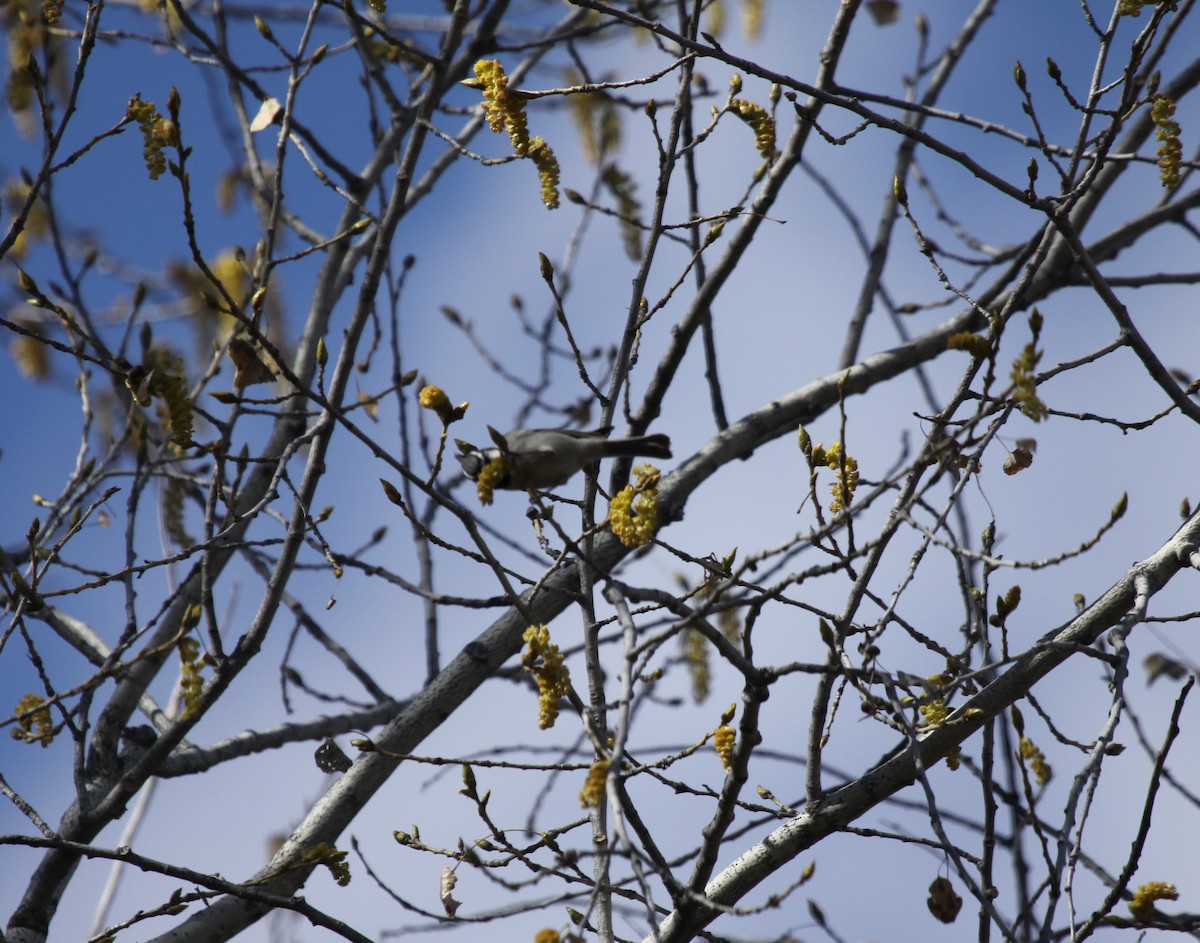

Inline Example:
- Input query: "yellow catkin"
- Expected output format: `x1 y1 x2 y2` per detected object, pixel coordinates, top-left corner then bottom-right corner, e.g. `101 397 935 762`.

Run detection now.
178 635 205 720
714 725 736 770
522 625 571 729
608 464 660 547
1018 736 1052 785
683 628 710 703
474 59 530 153
528 137 560 209
127 95 170 179
729 98 777 160
475 457 507 505
822 443 859 513
418 385 454 424
1129 881 1178 922
579 759 610 807
13 693 54 746
1152 95 1182 189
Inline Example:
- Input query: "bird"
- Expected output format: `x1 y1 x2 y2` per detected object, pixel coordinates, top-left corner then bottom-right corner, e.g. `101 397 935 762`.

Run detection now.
457 427 672 491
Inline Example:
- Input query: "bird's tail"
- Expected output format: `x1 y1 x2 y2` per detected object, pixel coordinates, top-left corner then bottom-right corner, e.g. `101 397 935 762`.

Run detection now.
602 433 672 460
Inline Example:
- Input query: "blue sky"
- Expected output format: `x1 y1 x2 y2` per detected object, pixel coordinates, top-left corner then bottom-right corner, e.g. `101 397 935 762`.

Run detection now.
3 1 1200 941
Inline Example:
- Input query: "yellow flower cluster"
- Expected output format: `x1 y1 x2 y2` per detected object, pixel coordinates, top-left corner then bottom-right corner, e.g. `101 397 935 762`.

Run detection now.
475 456 508 506
178 625 204 721
207 250 249 337
608 464 660 547
361 30 410 65
714 724 736 770
1018 736 1052 785
157 370 194 448
683 627 710 703
127 94 174 180
706 0 725 34
1118 0 1176 15
418 384 452 422
1152 95 1183 189
133 348 193 448
1129 881 1178 922
742 0 764 39
42 0 63 24
474 59 530 152
533 930 561 943
1011 309 1048 422
579 759 610 807
729 98 777 161
471 59 560 210
527 137 560 210
601 165 643 260
6 14 51 125
910 687 964 768
947 331 992 359
3 181 49 259
919 697 950 729
12 692 54 746
163 474 194 549
302 842 351 886
704 0 764 39
522 624 571 729
418 384 468 441
9 319 51 380
565 69 620 164
821 443 859 514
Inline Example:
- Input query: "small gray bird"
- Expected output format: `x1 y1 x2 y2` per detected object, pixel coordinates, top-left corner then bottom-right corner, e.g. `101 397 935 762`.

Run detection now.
458 427 672 491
